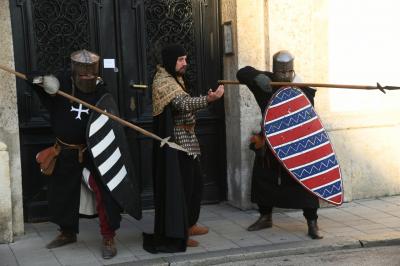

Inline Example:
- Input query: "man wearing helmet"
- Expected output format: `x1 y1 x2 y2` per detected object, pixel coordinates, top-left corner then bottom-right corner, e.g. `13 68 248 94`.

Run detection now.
28 50 122 259
236 50 322 240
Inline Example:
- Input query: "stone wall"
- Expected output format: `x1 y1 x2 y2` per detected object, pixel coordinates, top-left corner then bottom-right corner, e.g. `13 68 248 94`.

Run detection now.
220 0 268 209
268 0 400 202
0 143 12 242
220 0 400 207
0 0 23 241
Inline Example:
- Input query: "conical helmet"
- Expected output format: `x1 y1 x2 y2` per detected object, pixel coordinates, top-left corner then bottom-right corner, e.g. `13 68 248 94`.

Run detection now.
71 49 100 93
272 50 295 82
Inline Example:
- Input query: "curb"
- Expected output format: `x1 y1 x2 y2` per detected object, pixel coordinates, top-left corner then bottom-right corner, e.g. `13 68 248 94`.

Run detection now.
111 235 400 266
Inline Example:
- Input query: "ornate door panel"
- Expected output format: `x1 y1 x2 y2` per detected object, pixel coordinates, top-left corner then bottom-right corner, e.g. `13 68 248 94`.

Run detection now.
136 0 226 204
192 0 226 202
10 0 96 222
10 0 226 221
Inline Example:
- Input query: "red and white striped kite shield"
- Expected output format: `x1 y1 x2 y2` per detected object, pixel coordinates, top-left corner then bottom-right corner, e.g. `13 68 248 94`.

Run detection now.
263 86 343 205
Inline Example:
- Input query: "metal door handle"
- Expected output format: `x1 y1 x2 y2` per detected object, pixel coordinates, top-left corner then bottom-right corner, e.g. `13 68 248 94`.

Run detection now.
129 81 148 90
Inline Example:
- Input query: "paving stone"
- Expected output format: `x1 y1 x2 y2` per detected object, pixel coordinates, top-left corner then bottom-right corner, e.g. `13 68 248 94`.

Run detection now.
381 196 400 205
3 196 400 265
51 242 99 265
350 222 388 232
228 216 256 228
263 234 303 244
228 234 271 248
323 226 363 234
194 232 239 251
317 220 344 229
341 218 373 226
9 235 47 251
0 245 18 266
14 248 61 266
376 217 400 227
136 251 174 261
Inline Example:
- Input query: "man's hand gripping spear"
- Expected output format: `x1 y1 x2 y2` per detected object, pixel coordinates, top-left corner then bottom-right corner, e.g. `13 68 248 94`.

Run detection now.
0 64 188 153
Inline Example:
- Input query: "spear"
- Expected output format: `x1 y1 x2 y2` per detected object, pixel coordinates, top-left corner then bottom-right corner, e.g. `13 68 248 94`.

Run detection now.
0 64 188 153
218 80 400 94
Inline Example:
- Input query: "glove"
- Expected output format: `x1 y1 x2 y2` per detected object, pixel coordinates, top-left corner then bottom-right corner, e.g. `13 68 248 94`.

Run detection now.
249 142 266 157
38 75 59 94
254 73 272 93
237 66 272 111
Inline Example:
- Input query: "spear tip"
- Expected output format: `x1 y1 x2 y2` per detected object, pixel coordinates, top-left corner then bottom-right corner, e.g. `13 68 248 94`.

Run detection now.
377 82 386 94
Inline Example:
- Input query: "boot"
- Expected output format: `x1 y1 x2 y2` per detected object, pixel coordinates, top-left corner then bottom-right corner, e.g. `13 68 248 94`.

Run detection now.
247 213 272 231
187 238 199 247
189 224 209 236
102 237 117 259
307 219 323 239
46 230 77 249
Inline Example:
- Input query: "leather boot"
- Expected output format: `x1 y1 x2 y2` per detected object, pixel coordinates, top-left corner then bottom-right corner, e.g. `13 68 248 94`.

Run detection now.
189 224 209 236
247 213 272 231
102 237 117 259
46 230 77 249
187 238 199 247
307 219 323 239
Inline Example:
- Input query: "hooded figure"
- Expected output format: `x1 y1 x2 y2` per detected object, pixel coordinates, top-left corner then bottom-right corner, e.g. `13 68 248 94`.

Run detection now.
143 44 224 253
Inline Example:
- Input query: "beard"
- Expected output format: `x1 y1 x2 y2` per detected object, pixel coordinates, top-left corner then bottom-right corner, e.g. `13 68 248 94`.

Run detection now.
176 66 187 76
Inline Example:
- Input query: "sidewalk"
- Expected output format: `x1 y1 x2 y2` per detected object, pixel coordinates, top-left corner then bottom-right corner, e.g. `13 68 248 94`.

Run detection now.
2 196 400 266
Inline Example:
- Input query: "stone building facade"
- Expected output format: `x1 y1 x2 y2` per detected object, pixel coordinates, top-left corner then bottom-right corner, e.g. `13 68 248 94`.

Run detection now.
1 0 400 242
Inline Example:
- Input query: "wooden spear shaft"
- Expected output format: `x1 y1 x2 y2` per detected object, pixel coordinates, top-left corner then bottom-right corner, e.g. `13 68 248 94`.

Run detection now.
218 80 382 90
56 90 165 142
0 64 187 152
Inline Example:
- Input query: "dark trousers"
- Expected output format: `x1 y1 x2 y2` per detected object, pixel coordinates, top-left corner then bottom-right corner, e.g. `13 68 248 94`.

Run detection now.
178 152 203 227
48 149 82 233
258 205 318 221
48 149 121 234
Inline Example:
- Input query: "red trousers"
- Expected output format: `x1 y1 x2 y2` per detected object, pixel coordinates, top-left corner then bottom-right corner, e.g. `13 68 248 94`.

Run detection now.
88 176 115 239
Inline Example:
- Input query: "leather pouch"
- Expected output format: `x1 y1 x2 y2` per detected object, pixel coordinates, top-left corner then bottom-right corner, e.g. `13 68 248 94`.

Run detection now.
36 145 60 176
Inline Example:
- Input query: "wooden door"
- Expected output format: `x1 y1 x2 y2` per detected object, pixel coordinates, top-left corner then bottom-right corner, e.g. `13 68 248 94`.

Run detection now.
9 0 226 221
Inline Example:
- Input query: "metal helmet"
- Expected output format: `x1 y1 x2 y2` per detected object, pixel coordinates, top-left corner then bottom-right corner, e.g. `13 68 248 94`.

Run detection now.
71 49 100 93
272 50 295 82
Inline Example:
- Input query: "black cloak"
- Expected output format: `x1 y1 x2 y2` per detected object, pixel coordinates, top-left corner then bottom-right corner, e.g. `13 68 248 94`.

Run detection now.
237 66 319 209
143 105 188 253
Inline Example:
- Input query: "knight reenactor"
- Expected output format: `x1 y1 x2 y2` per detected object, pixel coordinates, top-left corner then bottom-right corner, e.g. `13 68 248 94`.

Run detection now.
236 50 323 239
27 49 141 259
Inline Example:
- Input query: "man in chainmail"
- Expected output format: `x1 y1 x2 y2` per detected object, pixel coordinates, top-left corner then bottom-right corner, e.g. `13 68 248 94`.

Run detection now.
143 44 224 253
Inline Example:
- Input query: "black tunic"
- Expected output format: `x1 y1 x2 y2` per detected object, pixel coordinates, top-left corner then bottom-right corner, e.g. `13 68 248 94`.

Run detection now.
30 75 122 233
237 66 319 209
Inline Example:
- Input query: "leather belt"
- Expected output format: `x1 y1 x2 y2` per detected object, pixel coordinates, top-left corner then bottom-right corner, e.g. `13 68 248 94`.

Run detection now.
56 138 87 163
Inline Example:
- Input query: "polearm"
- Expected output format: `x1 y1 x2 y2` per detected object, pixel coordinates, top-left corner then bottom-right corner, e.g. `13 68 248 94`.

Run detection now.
0 64 188 153
218 80 400 94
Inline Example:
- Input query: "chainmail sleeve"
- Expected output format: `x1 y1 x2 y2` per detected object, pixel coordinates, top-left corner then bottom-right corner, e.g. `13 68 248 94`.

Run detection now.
170 94 208 113
170 94 208 156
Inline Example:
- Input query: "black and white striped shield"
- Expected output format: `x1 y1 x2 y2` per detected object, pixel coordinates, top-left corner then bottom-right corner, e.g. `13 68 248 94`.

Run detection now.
86 93 142 219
